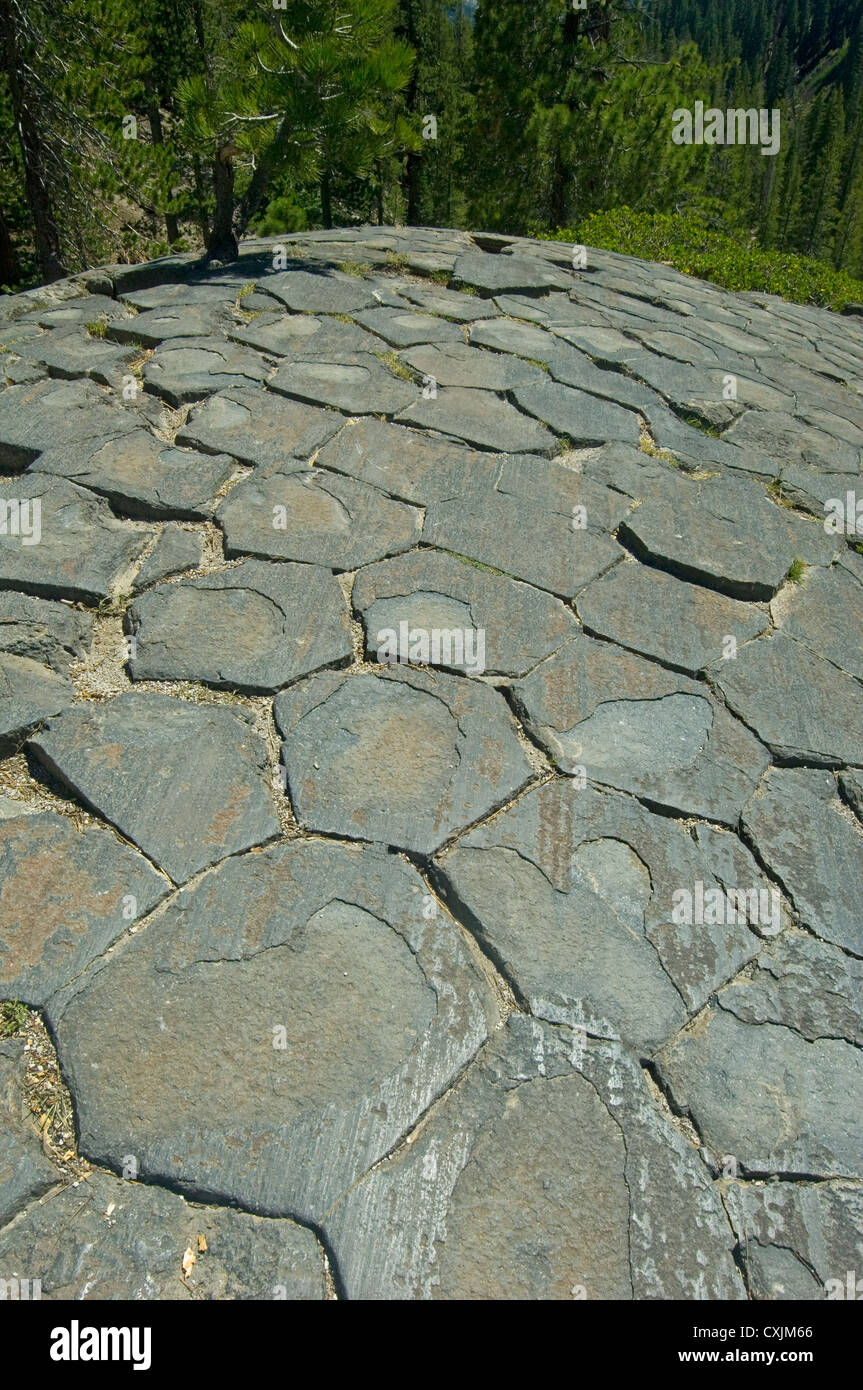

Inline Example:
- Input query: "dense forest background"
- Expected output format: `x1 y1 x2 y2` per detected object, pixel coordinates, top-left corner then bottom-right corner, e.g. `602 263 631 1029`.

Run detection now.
1 0 862 300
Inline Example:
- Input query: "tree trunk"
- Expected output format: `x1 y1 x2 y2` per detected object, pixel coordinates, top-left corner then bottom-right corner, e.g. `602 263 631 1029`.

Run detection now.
147 98 180 244
321 170 333 229
0 204 19 288
0 0 66 282
206 145 238 262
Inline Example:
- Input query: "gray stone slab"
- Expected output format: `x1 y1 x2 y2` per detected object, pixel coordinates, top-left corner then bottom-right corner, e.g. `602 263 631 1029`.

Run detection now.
400 342 546 391
724 1180 863 1300
718 931 863 1048
264 267 379 313
0 1039 57 1226
353 548 578 677
619 472 837 600
399 385 558 453
725 409 862 476
314 416 501 505
32 430 237 520
0 654 76 755
657 1006 863 1179
511 634 769 825
0 1168 325 1300
0 811 168 1005
324 1017 743 1300
452 252 572 296
127 558 351 692
423 489 621 597
218 463 421 568
47 840 497 1224
435 779 768 1040
29 694 279 885
133 525 204 590
23 329 135 385
0 378 138 470
0 592 93 672
512 380 641 447
142 337 271 406
176 384 340 466
741 767 863 956
578 561 769 675
0 476 148 603
229 312 384 359
269 353 418 415
107 305 230 346
713 632 863 766
774 564 863 678
274 666 532 854
352 307 463 348
394 282 501 321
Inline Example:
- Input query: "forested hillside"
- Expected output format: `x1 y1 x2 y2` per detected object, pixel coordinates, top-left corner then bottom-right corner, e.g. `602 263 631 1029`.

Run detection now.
1 0 861 300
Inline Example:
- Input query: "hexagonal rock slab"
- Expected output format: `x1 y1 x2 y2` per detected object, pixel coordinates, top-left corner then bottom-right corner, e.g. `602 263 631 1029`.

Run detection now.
263 267 380 313
0 378 138 471
269 355 418 416
0 1039 58 1225
47 840 497 1224
618 473 838 601
578 561 768 675
352 307 463 348
452 252 572 296
717 931 863 1048
399 342 546 391
0 476 147 603
423 490 621 598
0 654 76 753
229 312 383 359
656 1005 863 1180
176 385 340 469
32 430 237 520
142 337 271 406
398 386 557 455
511 634 769 825
0 811 167 1005
741 768 862 956
512 380 641 447
724 1180 863 1300
127 558 351 693
774 563 863 679
0 592 93 673
314 416 501 505
274 667 532 854
0 1169 325 1300
712 632 863 766
29 694 279 885
434 780 777 1049
324 1016 743 1300
217 465 421 569
353 549 578 678
107 305 230 347
132 524 204 590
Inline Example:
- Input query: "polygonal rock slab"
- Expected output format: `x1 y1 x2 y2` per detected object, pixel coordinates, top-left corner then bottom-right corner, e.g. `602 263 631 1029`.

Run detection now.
314 416 501 505
0 476 147 603
741 768 862 956
32 430 237 519
0 811 168 1005
0 655 76 754
217 465 422 568
132 525 203 590
512 380 641 447
274 667 532 854
435 779 776 1045
398 386 557 454
0 1039 58 1225
29 694 279 885
0 592 93 673
176 384 340 467
511 634 769 824
269 354 418 416
23 329 135 385
107 305 229 346
774 563 863 679
352 307 463 348
452 252 572 296
578 561 768 675
712 632 863 766
400 342 546 391
264 267 379 313
142 337 270 406
324 1016 743 1300
724 1180 863 1300
619 473 837 600
718 931 863 1048
396 282 500 322
229 312 383 359
127 558 351 692
353 548 578 677
657 1006 863 1180
423 490 621 598
48 840 497 1224
0 1168 325 1300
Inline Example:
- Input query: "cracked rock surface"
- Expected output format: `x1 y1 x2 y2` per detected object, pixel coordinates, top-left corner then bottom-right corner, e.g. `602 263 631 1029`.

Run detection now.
0 225 861 1300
